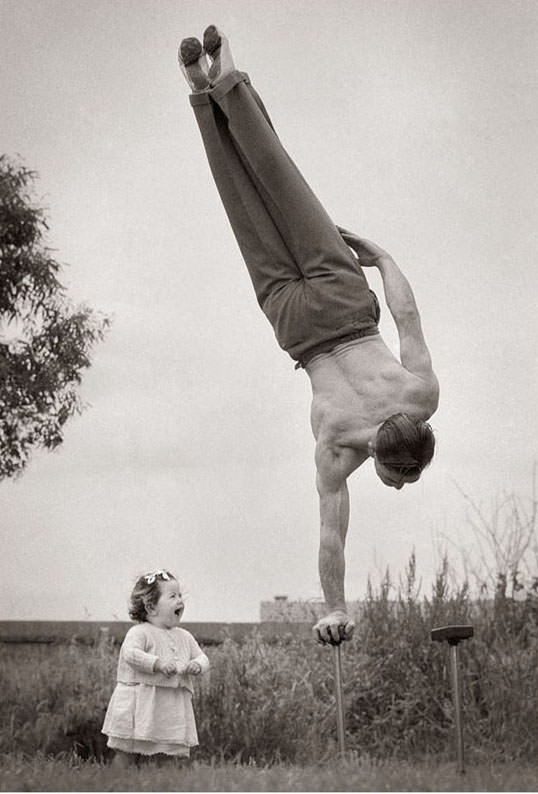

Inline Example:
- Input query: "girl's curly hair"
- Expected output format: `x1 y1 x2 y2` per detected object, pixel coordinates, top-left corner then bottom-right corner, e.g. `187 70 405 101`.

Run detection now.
128 570 176 622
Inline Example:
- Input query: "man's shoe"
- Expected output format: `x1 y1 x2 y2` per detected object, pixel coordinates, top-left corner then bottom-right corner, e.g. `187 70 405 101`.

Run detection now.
178 37 210 92
202 25 235 84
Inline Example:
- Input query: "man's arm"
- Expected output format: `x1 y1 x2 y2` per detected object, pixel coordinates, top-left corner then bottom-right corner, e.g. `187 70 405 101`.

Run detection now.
376 256 435 380
313 444 357 644
318 476 349 612
338 229 437 382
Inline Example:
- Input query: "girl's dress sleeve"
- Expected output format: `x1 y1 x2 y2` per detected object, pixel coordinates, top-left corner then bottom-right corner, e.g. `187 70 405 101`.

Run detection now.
121 626 159 673
187 631 210 673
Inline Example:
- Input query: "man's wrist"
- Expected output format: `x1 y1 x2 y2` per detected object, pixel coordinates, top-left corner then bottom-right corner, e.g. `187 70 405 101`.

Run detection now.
328 608 348 617
374 254 395 273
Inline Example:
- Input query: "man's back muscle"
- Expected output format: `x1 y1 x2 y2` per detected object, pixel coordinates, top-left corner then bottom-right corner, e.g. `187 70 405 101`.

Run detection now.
308 334 437 465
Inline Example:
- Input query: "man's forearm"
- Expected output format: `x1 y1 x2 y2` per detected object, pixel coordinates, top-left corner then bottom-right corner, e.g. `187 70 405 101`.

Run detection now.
376 256 420 323
319 528 347 612
318 484 350 613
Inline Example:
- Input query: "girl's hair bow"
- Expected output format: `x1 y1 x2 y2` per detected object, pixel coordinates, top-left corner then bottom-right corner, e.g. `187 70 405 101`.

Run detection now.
143 569 171 585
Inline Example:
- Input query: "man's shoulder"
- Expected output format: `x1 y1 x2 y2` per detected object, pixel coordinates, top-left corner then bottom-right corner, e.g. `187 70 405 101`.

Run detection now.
405 369 439 416
315 431 369 490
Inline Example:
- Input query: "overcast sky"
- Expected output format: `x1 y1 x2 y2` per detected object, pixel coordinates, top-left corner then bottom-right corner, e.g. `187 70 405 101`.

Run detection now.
1 0 537 623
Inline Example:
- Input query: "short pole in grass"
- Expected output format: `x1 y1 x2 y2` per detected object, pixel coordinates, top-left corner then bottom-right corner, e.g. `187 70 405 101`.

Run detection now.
330 638 346 757
431 624 474 774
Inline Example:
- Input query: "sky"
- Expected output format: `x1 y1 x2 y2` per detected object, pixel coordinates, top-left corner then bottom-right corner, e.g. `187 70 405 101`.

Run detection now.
1 0 537 623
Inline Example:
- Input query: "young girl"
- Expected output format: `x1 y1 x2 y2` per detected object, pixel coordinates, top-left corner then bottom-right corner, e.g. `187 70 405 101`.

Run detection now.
102 569 209 764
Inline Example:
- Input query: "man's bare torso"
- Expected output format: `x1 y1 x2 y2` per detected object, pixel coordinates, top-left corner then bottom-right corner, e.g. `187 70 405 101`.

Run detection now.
306 334 438 483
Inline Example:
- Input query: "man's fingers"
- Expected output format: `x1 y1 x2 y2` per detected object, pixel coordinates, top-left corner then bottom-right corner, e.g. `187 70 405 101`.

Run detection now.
343 620 355 639
328 625 344 645
313 617 355 645
314 626 334 645
337 229 387 260
336 226 359 244
314 626 329 645
330 622 352 644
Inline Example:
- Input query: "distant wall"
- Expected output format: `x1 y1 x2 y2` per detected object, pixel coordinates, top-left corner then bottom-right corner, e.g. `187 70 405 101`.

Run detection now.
260 599 364 622
0 620 312 646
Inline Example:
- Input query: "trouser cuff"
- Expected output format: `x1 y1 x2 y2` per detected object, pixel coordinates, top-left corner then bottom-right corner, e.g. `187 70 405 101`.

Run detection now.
189 70 249 106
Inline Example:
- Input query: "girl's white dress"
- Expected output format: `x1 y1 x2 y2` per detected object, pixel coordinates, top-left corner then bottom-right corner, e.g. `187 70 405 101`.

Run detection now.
102 623 209 757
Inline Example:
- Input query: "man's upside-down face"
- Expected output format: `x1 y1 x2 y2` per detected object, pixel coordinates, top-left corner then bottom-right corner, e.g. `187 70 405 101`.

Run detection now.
374 458 421 490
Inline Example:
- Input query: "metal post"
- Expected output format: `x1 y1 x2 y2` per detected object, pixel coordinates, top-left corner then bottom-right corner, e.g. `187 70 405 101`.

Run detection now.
449 643 465 774
431 625 473 775
333 643 346 757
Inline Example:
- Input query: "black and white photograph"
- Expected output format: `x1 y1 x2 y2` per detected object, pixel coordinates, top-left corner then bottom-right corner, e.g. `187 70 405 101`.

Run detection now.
1 0 536 790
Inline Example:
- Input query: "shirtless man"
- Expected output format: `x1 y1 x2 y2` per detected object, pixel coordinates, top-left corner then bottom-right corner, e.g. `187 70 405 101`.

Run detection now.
178 28 439 645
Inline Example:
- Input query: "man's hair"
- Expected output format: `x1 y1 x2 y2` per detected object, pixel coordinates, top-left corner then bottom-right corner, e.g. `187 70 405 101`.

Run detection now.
375 413 435 475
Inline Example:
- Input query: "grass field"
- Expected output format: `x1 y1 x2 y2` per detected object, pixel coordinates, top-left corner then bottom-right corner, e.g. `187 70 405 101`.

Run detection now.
1 753 536 792
1 556 536 791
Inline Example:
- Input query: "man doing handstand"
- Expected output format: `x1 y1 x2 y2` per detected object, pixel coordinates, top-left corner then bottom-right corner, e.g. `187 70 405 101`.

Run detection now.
178 27 439 645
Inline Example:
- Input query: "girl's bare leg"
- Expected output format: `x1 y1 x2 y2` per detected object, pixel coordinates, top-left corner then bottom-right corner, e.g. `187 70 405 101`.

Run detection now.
110 750 137 769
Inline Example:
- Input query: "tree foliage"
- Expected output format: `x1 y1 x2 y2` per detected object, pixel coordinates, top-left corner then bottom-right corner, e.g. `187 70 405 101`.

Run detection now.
0 155 110 478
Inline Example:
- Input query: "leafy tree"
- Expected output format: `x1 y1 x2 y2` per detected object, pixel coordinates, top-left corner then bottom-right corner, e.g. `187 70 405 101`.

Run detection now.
0 155 110 478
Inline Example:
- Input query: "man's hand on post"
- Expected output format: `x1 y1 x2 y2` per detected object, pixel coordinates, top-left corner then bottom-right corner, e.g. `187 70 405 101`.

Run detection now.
313 610 355 645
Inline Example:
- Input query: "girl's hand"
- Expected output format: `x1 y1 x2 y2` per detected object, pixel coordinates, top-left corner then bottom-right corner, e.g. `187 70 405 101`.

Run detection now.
185 661 202 676
154 657 177 677
336 227 392 267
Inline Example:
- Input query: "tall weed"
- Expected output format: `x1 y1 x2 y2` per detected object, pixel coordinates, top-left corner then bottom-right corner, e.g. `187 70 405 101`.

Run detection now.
1 555 535 764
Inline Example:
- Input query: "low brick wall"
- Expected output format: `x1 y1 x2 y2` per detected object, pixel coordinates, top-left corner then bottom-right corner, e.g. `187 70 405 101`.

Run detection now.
0 620 312 646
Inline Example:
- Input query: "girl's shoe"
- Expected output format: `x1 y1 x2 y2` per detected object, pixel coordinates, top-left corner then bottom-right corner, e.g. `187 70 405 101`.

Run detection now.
178 37 210 92
203 25 235 84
